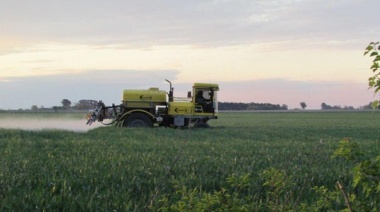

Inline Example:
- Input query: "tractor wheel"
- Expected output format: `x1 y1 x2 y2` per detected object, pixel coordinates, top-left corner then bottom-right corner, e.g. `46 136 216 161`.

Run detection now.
123 113 153 128
194 121 210 128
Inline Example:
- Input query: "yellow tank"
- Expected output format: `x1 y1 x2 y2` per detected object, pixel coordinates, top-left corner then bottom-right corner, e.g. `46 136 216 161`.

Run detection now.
123 87 167 108
168 102 193 115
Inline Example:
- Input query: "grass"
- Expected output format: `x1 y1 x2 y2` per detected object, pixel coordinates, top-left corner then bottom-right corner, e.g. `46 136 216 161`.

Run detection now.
0 111 379 210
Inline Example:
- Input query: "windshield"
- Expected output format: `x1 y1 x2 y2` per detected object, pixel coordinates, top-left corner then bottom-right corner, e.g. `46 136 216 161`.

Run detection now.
194 88 218 113
213 90 218 112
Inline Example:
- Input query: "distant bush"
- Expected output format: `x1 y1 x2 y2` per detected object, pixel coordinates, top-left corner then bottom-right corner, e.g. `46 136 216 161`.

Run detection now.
218 102 288 110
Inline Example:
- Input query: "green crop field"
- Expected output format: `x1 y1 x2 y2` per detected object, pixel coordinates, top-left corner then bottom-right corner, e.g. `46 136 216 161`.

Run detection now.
0 111 379 211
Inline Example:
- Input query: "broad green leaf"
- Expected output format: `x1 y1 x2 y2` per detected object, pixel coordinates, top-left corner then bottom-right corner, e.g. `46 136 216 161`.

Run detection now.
369 80 375 87
370 51 378 57
372 100 379 108
352 165 362 188
375 87 380 93
364 45 373 55
365 45 374 51
374 55 380 62
371 62 379 71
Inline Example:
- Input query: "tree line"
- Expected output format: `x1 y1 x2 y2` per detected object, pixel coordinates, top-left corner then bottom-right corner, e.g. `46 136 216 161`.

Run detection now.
58 99 98 110
218 102 288 110
26 99 379 111
218 102 379 111
29 99 99 111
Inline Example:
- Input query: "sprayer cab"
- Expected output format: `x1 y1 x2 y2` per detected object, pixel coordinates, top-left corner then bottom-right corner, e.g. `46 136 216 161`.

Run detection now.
192 83 219 114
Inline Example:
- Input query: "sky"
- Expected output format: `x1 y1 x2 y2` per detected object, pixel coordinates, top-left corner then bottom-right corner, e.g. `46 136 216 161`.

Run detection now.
0 0 379 110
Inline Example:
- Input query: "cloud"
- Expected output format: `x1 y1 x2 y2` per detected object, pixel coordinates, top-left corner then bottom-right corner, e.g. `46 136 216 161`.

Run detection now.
0 1 378 110
0 72 374 110
0 69 180 109
0 0 378 50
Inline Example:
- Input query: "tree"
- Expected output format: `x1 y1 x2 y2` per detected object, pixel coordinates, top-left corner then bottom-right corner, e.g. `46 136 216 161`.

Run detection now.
364 42 380 108
321 103 341 110
300 102 307 110
31 105 38 110
74 100 98 110
61 99 71 109
321 103 328 110
359 102 380 109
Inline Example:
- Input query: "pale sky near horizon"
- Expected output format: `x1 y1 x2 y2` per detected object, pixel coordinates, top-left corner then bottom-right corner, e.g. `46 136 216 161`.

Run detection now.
0 0 379 110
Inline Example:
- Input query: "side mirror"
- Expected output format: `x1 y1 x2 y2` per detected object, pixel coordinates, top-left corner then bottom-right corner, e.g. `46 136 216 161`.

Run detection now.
187 91 192 98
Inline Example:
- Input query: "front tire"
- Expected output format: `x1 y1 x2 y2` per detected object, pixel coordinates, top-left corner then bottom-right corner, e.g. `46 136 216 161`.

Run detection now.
123 113 153 128
193 119 210 128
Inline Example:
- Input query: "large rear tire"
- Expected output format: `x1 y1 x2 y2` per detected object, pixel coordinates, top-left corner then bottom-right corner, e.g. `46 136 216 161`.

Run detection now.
123 113 153 128
193 119 210 128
